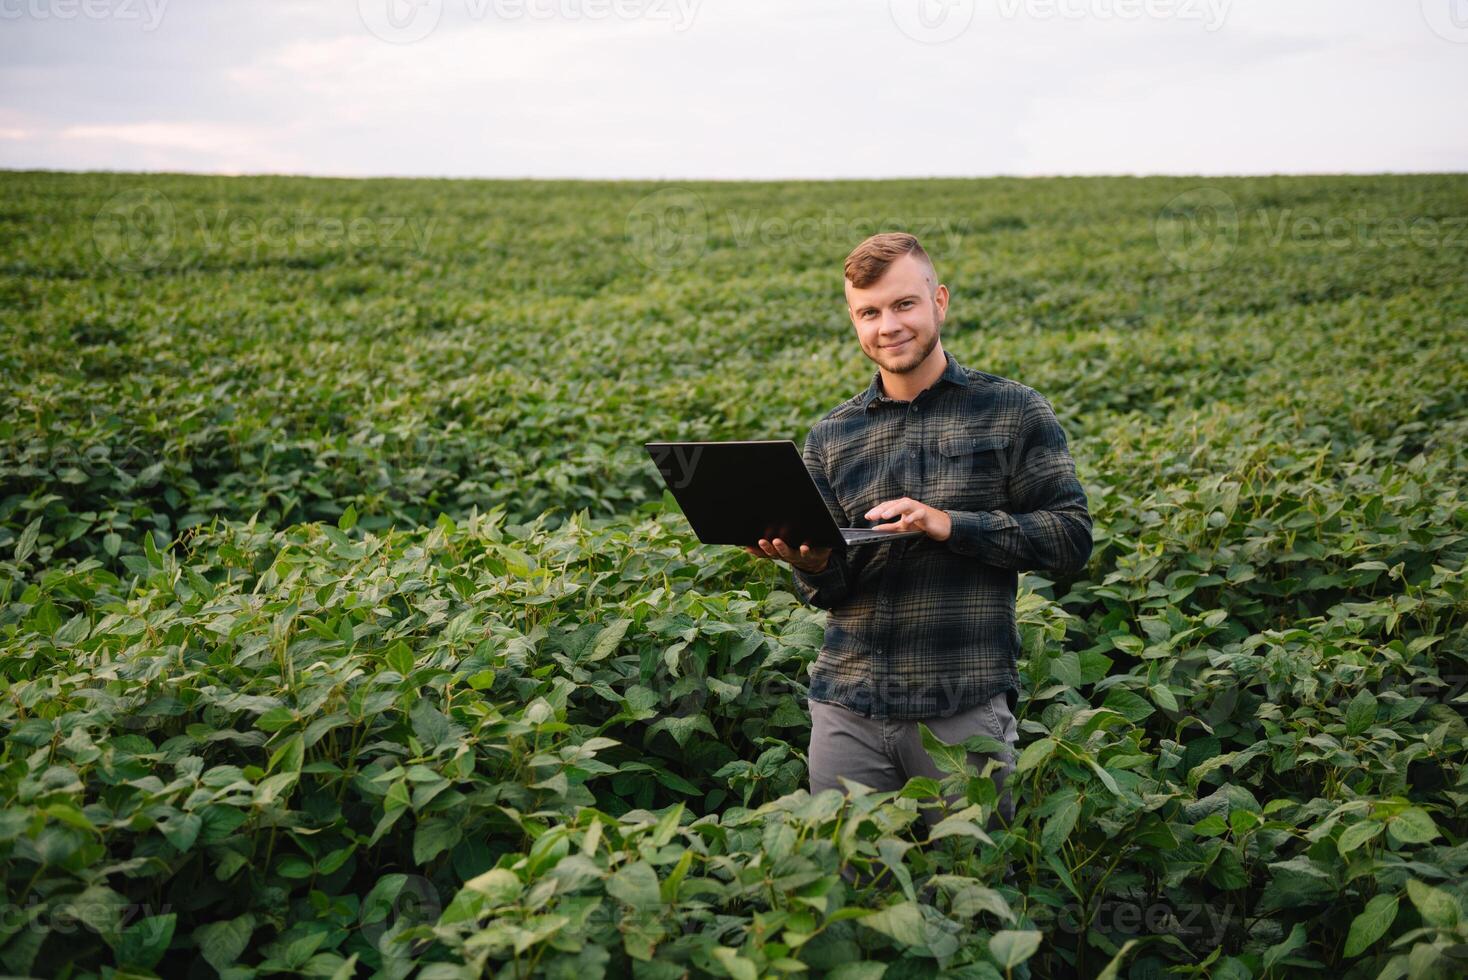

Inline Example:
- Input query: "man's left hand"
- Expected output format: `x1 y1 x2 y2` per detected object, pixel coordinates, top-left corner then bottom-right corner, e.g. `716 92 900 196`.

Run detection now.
864 498 952 541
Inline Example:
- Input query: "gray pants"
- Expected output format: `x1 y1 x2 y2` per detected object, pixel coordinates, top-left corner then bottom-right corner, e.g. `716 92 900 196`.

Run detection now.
807 690 1019 889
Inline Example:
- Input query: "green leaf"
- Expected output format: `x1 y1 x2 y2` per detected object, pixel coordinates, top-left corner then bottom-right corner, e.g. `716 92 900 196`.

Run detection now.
413 817 462 863
918 722 969 776
1406 879 1459 928
70 885 126 938
650 802 684 848
1386 808 1440 845
195 914 254 973
858 901 927 947
583 617 632 663
15 516 41 563
1193 813 1228 838
268 734 304 774
989 930 1042 968
44 803 96 833
1041 793 1080 852
160 812 202 851
647 712 716 748
338 504 358 531
361 875 408 926
1096 939 1143 980
114 913 176 970
463 867 522 906
1263 922 1306 973
712 946 759 980
1101 687 1154 724
1344 689 1378 736
385 641 415 677
253 771 298 806
1016 738 1056 773
275 855 313 879
825 966 888 980
606 860 661 910
1337 820 1383 855
1343 893 1397 957
256 706 295 733
928 815 993 845
1149 684 1178 712
411 700 452 749
54 613 91 646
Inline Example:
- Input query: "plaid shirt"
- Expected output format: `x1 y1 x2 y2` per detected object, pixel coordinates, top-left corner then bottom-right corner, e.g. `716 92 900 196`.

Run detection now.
792 349 1092 720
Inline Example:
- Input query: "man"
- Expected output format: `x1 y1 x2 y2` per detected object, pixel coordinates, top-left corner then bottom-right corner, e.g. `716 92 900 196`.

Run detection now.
744 232 1092 855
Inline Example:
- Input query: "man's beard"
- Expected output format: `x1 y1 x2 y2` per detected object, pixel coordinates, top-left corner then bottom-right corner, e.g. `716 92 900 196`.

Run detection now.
878 329 938 373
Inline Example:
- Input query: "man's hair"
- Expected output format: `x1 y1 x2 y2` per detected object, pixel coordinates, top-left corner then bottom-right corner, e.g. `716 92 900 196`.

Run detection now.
843 232 936 290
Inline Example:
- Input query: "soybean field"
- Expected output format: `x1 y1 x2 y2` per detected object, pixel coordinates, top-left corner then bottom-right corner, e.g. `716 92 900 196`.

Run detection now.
0 171 1465 979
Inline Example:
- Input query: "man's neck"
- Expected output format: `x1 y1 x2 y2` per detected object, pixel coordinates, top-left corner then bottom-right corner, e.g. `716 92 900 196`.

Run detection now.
878 343 948 402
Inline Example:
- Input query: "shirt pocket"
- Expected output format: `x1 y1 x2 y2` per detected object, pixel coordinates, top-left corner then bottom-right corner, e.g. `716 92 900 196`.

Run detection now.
929 431 1011 511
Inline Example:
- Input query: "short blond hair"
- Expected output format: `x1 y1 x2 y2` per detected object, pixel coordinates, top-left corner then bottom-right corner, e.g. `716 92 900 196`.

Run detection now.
843 232 935 289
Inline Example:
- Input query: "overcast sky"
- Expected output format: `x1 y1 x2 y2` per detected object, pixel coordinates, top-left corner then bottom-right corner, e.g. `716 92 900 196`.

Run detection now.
1 0 1465 178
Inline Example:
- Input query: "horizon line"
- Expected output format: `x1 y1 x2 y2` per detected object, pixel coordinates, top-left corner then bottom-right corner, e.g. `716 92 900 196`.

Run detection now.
5 166 1466 184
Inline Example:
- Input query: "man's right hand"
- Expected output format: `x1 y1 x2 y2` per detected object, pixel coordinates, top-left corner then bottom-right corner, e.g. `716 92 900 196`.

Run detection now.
743 537 833 574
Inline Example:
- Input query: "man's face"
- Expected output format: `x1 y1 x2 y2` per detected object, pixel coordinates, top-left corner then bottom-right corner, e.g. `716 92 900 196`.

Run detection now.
845 253 949 374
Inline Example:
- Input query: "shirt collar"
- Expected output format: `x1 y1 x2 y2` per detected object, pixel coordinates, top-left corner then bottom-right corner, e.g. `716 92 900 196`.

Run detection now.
860 349 969 411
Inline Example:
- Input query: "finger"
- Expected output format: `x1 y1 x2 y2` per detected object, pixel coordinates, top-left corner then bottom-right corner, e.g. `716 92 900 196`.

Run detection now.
758 538 778 557
864 501 895 521
875 498 922 522
771 538 796 560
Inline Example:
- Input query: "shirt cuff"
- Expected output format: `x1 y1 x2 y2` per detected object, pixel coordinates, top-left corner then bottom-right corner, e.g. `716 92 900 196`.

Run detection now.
792 550 847 604
945 509 1005 558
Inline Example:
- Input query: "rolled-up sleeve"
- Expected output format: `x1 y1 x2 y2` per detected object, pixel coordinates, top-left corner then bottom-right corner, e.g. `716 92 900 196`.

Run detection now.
945 390 1093 575
791 428 854 609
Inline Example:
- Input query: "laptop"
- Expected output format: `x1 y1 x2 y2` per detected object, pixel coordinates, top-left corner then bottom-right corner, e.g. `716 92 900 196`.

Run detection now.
644 440 926 549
